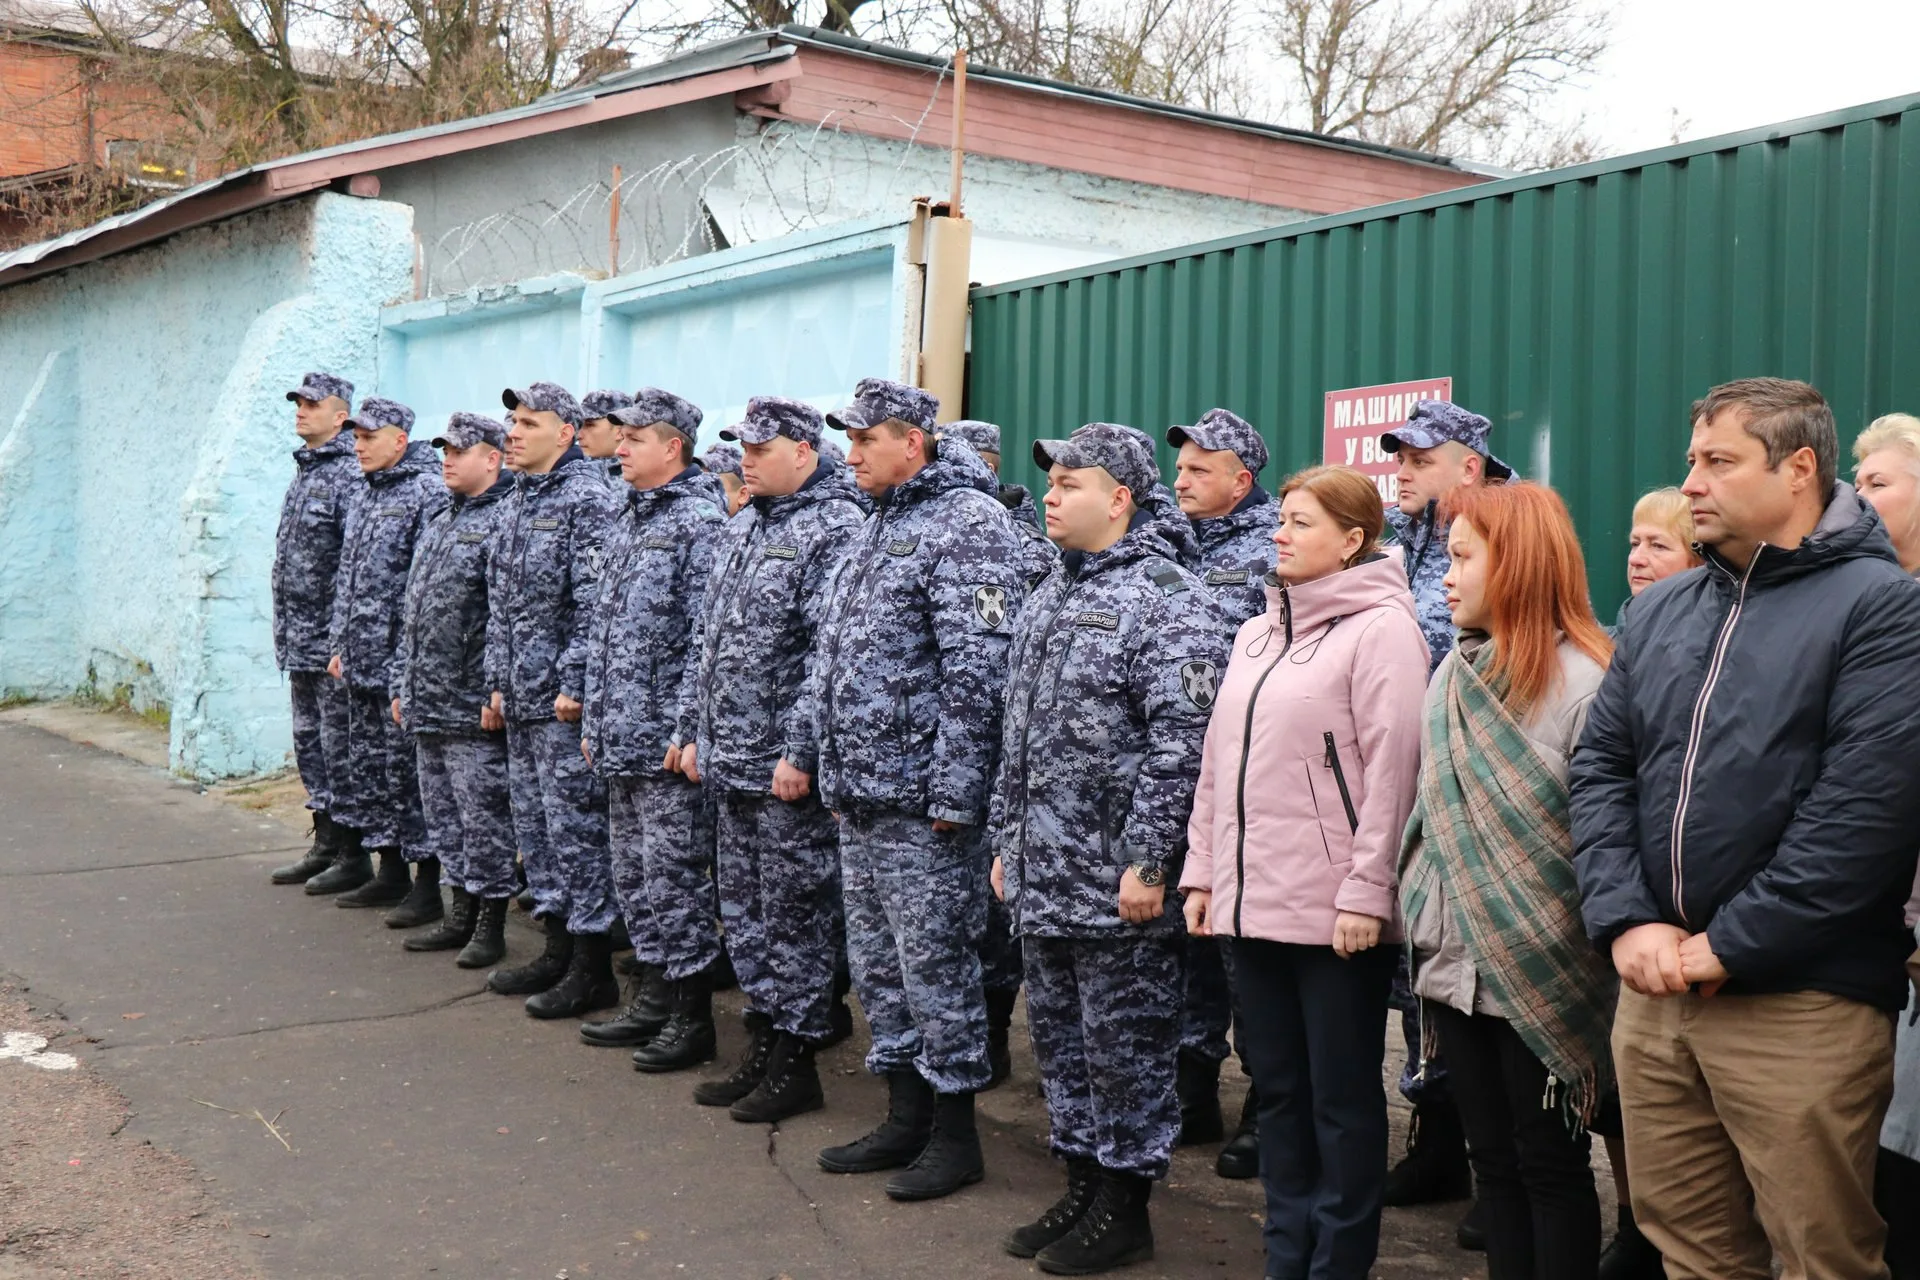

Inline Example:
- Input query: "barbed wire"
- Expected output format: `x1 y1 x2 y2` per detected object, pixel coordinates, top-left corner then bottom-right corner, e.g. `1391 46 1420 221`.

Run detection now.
422 70 951 297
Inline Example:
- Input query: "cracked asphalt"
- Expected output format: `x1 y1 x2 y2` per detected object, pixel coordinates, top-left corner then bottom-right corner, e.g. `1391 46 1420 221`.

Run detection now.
0 712 1487 1279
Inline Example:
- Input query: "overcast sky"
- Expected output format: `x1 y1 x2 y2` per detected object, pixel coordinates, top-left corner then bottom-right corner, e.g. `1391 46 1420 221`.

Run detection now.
1554 0 1920 157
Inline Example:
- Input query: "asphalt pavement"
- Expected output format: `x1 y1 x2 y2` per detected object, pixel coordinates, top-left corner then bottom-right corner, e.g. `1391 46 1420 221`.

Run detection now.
0 711 1482 1279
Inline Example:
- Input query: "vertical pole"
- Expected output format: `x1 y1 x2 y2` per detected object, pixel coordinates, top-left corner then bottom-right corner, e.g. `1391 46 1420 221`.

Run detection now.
948 49 966 215
609 163 623 277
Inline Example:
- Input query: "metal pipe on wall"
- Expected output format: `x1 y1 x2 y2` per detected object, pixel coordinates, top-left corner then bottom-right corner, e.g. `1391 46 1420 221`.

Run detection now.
918 48 973 423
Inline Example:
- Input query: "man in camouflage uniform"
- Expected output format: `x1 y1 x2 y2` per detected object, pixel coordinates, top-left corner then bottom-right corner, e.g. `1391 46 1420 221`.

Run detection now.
578 389 728 1071
674 397 866 1122
1167 407 1278 1171
484 382 622 1019
699 441 747 516
390 412 517 969
812 378 1026 1202
323 397 449 918
1377 398 1511 1216
578 390 634 485
935 417 1049 1089
990 423 1228 1273
271 372 366 892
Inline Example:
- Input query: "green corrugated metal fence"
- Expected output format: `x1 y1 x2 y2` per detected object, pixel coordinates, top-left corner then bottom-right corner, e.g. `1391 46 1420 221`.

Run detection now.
968 92 1920 616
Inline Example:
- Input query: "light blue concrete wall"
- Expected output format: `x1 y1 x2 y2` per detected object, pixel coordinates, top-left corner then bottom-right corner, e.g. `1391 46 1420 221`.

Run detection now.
379 218 908 453
0 192 415 778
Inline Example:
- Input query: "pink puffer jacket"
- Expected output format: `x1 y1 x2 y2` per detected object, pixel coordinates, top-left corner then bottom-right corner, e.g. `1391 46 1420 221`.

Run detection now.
1181 551 1430 945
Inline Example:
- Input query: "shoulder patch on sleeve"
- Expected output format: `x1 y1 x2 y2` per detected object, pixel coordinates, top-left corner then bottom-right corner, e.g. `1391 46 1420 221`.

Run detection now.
1149 564 1189 595
1178 660 1218 710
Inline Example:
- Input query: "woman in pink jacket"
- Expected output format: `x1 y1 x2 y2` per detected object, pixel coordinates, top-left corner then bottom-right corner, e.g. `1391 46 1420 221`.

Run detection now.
1182 464 1430 1280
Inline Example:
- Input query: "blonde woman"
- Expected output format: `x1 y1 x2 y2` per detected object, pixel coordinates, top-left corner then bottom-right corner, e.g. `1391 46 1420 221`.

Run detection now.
1855 413 1920 575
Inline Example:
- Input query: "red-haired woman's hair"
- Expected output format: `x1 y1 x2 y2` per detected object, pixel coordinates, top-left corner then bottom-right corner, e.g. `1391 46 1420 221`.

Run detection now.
1442 483 1612 711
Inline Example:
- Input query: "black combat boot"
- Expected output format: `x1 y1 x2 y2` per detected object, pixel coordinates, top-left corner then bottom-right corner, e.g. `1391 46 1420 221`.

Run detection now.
692 1012 775 1107
1383 1097 1472 1205
488 915 571 994
457 897 509 968
581 963 670 1047
1215 1085 1259 1179
1175 1049 1224 1146
514 885 536 912
1005 1158 1101 1258
525 931 618 1019
405 886 475 952
383 857 444 928
710 947 739 991
1597 1203 1663 1279
1456 1198 1487 1251
630 971 718 1072
303 824 371 895
984 987 1018 1090
271 811 338 884
730 1032 823 1123
818 1069 934 1174
335 846 411 908
1034 1171 1155 1275
884 1090 984 1201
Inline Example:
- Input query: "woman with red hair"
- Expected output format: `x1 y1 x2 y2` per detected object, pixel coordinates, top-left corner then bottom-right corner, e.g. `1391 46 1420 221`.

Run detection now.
1400 483 1618 1280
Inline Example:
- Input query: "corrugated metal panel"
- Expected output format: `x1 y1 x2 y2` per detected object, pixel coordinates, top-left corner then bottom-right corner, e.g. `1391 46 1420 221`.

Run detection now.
969 93 1920 615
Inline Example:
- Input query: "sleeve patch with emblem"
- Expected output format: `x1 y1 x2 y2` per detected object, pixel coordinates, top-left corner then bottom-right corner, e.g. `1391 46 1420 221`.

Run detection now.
1179 660 1218 710
973 585 1007 628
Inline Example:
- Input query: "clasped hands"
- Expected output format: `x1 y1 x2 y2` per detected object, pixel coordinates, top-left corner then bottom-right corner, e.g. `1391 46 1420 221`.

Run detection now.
1612 922 1729 997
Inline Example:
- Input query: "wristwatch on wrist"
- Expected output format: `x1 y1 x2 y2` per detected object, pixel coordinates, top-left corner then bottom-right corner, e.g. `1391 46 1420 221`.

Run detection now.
1129 862 1165 887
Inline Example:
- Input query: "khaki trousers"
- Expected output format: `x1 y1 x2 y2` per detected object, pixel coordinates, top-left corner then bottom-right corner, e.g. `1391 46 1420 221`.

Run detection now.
1613 987 1895 1280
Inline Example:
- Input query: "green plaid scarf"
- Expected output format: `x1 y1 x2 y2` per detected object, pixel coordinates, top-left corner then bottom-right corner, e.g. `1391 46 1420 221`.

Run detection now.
1400 642 1617 1125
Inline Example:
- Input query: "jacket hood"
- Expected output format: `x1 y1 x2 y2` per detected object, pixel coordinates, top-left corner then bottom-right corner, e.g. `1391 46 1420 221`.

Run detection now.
755 453 865 519
998 483 1042 529
451 471 513 512
1261 549 1418 641
517 445 595 493
1062 508 1189 581
878 437 998 511
293 431 356 465
627 464 715 514
367 439 440 487
1193 486 1276 553
1703 481 1901 587
1138 483 1200 568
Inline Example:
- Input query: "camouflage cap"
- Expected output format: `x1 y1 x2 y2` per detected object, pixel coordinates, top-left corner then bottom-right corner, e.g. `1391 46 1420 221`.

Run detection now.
431 411 508 452
1033 422 1159 498
719 396 824 448
827 377 939 433
580 389 635 421
613 387 703 441
1381 399 1513 480
942 420 1001 457
286 372 354 407
346 396 415 436
1166 407 1267 475
699 441 743 477
502 381 584 429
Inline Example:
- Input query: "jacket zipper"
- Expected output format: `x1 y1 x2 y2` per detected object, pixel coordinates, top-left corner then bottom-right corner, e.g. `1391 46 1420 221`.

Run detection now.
1668 549 1761 925
1323 732 1360 833
1231 607 1296 936
1009 578 1081 901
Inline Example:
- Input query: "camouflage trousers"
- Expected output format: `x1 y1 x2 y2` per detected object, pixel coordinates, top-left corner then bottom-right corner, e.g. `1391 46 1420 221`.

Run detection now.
333 683 427 857
839 808 991 1094
1025 933 1183 1179
1180 934 1236 1065
415 732 517 899
505 717 617 936
715 789 839 1043
608 774 721 982
982 891 1023 995
288 669 349 815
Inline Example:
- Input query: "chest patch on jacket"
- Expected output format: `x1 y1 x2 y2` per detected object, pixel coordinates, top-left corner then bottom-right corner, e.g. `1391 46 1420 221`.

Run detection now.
1076 610 1119 630
378 506 406 518
532 518 561 531
456 531 487 544
763 544 798 560
1205 568 1250 586
887 539 918 556
643 537 676 551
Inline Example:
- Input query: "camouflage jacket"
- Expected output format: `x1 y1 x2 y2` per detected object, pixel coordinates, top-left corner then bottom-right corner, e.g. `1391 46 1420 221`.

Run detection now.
1192 487 1278 630
1140 483 1202 568
328 442 449 692
272 432 362 673
991 512 1229 937
484 447 617 721
582 468 727 777
999 483 1061 591
1383 500 1454 670
683 459 867 793
814 442 1027 825
393 474 510 735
